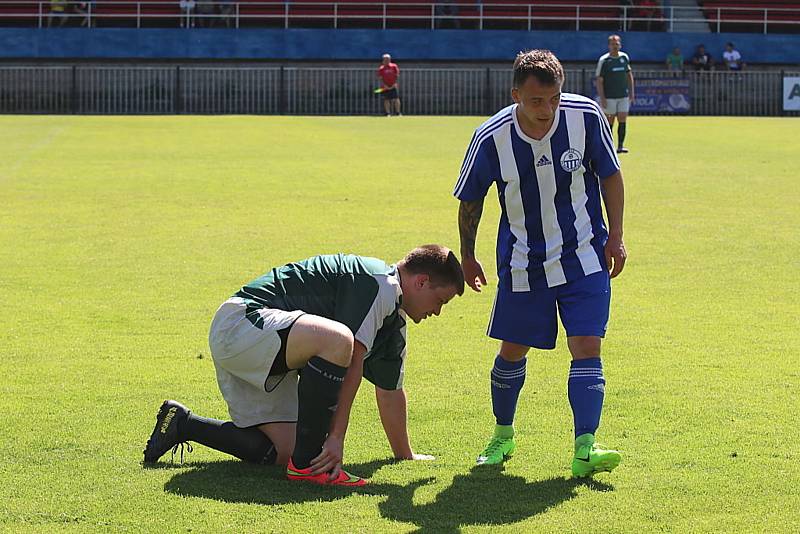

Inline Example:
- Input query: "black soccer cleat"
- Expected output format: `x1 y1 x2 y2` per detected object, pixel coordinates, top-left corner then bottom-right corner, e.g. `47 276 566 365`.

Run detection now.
143 400 190 463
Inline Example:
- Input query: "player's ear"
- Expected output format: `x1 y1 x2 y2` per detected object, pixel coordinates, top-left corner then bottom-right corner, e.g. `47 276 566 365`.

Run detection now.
415 273 430 289
511 87 520 103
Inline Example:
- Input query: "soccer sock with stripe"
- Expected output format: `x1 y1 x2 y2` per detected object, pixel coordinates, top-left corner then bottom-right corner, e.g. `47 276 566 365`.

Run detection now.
618 122 627 148
567 357 605 438
179 414 278 464
491 355 527 428
291 356 347 469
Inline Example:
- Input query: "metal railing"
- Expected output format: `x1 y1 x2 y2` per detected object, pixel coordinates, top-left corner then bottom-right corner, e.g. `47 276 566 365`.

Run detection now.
2 2 799 33
0 66 797 116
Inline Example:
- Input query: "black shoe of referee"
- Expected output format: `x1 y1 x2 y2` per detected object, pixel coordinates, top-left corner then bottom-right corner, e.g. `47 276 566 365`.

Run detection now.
143 400 190 463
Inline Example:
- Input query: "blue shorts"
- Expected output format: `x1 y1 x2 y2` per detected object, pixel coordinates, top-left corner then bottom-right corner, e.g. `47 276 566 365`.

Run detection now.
487 271 611 350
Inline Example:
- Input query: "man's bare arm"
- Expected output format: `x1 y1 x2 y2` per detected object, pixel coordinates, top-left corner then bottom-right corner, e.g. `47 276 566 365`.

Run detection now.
458 199 488 291
627 71 635 101
458 199 484 260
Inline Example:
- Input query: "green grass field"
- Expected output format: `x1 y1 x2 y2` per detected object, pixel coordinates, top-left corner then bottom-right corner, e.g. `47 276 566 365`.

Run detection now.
1 114 799 533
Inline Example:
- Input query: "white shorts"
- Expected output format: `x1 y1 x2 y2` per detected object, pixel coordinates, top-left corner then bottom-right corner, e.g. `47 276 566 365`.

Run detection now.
208 297 304 428
603 97 630 115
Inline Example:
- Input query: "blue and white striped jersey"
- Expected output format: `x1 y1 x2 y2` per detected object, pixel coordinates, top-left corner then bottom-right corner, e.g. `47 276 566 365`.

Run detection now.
453 93 620 292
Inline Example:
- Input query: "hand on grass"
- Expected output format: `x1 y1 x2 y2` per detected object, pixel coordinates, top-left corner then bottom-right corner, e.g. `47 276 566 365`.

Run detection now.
395 452 435 461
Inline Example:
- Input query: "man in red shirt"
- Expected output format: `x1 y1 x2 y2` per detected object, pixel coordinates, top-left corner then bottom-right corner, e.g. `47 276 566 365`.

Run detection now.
377 53 401 116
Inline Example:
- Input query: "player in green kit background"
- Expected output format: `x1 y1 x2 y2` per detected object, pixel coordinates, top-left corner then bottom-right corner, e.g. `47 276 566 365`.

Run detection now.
144 245 464 486
595 34 635 154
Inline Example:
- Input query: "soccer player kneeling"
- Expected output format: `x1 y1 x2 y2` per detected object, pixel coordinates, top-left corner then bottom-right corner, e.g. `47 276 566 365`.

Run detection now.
143 245 463 486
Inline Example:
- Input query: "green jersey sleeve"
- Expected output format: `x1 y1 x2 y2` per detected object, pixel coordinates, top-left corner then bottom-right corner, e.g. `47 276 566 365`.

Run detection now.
595 54 607 78
352 273 402 352
362 310 407 390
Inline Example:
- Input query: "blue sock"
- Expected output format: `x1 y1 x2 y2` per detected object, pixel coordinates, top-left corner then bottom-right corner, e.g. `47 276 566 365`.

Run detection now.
491 356 527 426
568 357 605 438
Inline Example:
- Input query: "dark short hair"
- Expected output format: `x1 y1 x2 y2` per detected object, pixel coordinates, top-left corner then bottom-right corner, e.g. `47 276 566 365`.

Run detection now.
399 245 465 295
726 42 734 47
513 49 565 88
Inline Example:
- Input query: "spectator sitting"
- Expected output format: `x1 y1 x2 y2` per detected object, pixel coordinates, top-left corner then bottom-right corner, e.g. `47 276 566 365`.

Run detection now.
179 0 196 28
722 42 744 71
217 1 234 28
691 44 713 71
73 0 94 27
47 0 69 27
435 0 461 29
665 47 683 74
196 1 215 27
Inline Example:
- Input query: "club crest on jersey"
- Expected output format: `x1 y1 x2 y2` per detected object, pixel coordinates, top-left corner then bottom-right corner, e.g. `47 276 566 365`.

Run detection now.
560 148 583 172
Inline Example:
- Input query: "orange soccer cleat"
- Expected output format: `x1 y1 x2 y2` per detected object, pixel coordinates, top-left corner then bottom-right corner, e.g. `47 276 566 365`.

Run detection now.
286 458 367 487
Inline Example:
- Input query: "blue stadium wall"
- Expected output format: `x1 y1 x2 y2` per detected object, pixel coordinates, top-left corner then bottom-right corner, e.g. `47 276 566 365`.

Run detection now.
1 28 798 63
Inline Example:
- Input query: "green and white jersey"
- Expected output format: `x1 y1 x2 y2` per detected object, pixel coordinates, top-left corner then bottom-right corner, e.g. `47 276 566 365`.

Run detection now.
595 52 632 98
234 254 407 390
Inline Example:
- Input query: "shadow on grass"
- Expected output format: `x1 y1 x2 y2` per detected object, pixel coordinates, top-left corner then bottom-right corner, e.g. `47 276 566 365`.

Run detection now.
162 459 398 505
161 459 614 533
162 460 613 531
378 465 614 533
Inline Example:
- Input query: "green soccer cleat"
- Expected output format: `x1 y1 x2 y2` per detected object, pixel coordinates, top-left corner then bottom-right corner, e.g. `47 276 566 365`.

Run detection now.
476 425 516 465
571 433 621 478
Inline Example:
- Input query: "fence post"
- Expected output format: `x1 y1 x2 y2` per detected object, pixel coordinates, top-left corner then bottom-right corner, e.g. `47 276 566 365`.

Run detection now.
280 65 286 114
581 68 586 97
174 66 182 114
485 68 491 115
71 65 77 114
780 70 785 116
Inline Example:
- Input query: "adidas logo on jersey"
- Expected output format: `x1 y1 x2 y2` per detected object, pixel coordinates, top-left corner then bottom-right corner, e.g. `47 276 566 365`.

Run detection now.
536 154 552 167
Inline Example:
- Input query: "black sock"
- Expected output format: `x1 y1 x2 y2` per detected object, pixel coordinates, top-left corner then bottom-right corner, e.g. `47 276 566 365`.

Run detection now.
292 356 347 469
179 414 277 464
618 122 627 148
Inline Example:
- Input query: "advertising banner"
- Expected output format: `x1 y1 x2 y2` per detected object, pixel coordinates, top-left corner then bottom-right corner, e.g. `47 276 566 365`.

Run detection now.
592 77 691 113
783 77 800 111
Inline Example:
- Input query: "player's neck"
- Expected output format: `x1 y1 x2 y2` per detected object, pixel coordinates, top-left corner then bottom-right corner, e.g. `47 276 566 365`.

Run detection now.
515 108 554 141
609 51 620 57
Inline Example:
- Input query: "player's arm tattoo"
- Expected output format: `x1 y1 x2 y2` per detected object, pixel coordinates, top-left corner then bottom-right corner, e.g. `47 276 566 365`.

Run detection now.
458 199 484 259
